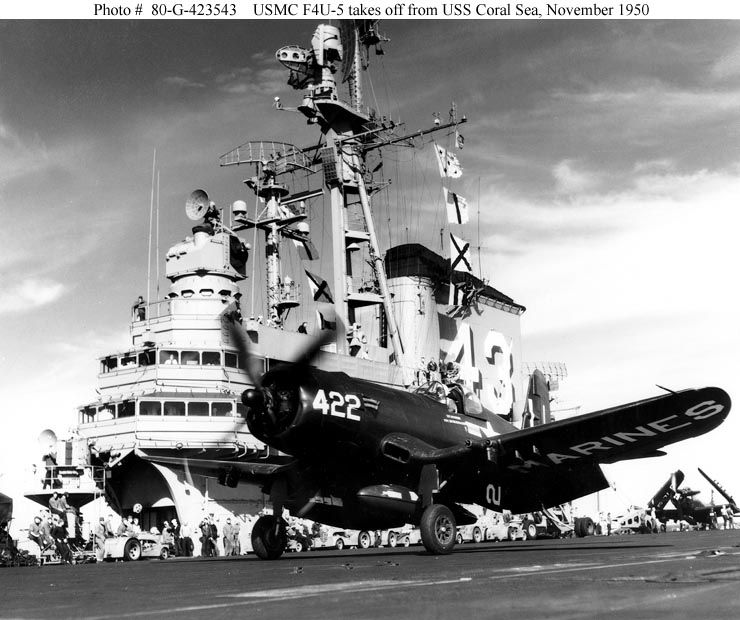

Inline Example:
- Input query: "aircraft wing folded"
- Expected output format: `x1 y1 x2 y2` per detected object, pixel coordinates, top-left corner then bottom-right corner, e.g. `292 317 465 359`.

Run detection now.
493 387 730 473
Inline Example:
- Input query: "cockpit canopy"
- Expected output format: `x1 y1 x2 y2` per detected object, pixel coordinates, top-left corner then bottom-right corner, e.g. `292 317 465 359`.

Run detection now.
414 381 483 417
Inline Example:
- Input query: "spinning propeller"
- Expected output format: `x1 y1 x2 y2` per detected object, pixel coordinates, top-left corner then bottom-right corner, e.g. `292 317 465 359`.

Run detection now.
227 315 336 440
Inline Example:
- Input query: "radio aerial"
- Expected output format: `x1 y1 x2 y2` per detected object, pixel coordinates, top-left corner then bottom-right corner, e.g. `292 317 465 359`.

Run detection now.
185 189 213 221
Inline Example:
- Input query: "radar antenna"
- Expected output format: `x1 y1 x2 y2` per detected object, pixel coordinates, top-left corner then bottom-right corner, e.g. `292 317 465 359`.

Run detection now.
185 189 215 221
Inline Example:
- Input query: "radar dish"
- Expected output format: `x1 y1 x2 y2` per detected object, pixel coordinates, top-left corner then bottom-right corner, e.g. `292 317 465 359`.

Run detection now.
37 429 58 455
186 189 210 221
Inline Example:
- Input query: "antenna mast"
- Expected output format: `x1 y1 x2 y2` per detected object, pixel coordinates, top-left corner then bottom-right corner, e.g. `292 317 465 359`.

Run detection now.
271 21 465 382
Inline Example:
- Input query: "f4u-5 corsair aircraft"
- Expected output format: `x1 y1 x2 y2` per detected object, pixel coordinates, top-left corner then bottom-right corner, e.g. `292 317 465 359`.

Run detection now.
148 322 731 559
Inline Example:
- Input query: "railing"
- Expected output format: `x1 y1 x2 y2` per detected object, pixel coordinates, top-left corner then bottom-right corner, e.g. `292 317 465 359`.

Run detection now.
34 464 106 493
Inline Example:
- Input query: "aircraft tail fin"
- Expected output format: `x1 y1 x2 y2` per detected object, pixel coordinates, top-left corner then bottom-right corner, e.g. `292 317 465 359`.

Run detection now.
648 470 684 510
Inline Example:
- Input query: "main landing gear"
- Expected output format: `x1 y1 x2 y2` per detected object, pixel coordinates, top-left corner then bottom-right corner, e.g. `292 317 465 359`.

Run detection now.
419 504 457 555
251 514 287 560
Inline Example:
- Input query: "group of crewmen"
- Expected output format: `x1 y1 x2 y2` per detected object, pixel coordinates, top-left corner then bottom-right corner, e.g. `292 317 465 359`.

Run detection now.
28 511 76 564
198 513 242 557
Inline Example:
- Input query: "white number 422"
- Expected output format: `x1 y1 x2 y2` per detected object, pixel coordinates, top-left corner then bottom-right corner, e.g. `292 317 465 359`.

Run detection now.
313 389 361 421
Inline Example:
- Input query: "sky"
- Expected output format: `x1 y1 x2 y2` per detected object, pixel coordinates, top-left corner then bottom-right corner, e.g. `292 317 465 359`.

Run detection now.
0 18 739 522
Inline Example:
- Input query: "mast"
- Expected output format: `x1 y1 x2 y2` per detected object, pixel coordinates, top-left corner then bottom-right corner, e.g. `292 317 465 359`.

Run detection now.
270 21 465 380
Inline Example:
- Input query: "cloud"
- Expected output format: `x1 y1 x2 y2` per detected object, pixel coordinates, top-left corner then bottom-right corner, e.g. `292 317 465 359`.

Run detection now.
163 76 206 89
0 278 66 315
552 159 600 195
490 163 740 341
710 44 740 81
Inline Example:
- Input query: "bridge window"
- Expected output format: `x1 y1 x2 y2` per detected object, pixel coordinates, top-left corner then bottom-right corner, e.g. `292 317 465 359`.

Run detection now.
212 402 233 417
139 401 161 416
80 406 96 423
119 400 135 418
164 401 186 416
120 354 137 368
160 350 179 365
138 350 155 366
188 402 209 416
97 405 115 421
202 351 221 366
200 289 214 297
225 352 238 368
181 350 199 365
101 357 118 373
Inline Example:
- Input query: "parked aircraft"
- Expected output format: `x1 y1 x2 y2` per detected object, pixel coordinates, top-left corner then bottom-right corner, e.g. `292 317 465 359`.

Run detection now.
649 468 738 527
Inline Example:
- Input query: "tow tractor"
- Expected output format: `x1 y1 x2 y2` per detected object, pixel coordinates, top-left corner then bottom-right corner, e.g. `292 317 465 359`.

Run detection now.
520 508 585 540
103 533 169 561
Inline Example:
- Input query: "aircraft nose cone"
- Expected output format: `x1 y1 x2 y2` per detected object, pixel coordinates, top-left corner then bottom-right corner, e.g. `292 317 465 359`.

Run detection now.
242 388 263 410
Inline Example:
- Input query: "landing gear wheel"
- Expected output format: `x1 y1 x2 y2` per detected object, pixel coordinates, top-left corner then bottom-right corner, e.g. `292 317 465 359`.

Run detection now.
420 504 457 555
123 539 141 561
251 515 287 560
358 531 372 549
582 517 595 537
472 527 482 543
388 532 398 548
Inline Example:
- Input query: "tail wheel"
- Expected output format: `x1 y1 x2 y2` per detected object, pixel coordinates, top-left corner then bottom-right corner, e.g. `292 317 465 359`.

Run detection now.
388 532 398 548
123 539 141 561
358 531 372 549
251 515 287 560
472 527 482 543
420 504 457 555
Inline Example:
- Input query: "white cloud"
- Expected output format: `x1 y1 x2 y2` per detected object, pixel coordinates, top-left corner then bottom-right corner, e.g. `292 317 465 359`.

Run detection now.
0 278 66 315
552 159 599 195
163 76 206 89
488 163 740 338
710 44 740 81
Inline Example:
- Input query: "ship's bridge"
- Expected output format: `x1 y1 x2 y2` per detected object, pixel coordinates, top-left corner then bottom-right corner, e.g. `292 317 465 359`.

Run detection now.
77 390 264 455
96 344 255 396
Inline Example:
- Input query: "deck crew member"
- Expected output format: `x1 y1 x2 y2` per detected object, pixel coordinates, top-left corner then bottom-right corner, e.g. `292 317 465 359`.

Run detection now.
28 517 44 553
93 517 110 562
222 518 235 556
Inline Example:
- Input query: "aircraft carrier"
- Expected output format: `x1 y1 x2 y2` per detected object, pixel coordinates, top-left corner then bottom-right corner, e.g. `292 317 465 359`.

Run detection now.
23 21 569 540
